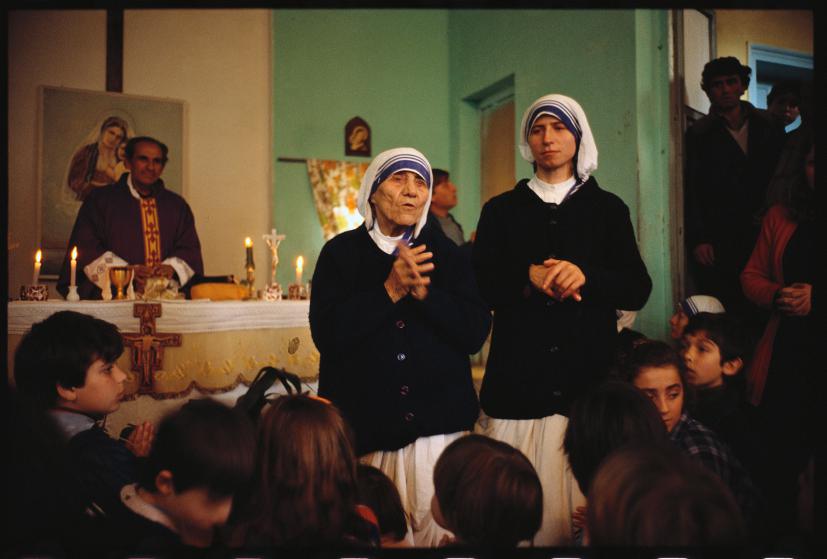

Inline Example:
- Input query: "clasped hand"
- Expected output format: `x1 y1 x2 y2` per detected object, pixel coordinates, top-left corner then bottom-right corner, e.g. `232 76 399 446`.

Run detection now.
123 421 155 457
775 282 812 317
384 243 434 303
529 258 584 302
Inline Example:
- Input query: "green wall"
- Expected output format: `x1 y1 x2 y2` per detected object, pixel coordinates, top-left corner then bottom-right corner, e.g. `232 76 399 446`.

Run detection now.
272 9 673 338
272 10 450 288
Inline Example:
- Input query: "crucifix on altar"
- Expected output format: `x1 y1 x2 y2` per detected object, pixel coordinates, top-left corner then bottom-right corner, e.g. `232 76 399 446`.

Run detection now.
122 303 181 394
262 228 286 301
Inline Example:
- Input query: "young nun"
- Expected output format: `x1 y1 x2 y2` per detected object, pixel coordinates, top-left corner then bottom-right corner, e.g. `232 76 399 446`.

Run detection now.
472 94 652 545
309 147 491 547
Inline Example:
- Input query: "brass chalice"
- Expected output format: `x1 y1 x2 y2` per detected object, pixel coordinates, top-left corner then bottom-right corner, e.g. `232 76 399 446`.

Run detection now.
109 266 133 300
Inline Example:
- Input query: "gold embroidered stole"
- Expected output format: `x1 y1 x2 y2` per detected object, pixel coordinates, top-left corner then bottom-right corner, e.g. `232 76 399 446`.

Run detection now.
139 197 162 266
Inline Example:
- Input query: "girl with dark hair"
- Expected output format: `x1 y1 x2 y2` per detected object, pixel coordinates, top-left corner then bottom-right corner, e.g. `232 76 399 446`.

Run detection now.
356 464 410 547
623 341 762 533
228 395 378 548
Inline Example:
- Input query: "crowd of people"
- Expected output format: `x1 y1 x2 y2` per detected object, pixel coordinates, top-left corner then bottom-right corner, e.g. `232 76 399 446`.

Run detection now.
5 56 815 557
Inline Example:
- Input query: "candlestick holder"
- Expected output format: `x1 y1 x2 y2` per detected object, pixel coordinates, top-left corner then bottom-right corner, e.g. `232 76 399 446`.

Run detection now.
245 266 256 299
66 285 80 302
20 284 49 301
287 282 308 300
263 282 283 301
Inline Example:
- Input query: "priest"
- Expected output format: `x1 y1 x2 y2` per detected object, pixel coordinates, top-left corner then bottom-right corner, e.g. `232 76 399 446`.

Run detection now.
57 136 203 299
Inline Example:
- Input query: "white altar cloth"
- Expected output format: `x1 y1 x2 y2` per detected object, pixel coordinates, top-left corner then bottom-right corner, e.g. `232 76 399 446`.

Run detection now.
7 299 310 335
7 299 318 396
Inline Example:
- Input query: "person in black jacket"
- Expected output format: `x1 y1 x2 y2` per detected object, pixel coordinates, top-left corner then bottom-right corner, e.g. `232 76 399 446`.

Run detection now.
309 147 491 547
472 93 652 545
684 57 786 338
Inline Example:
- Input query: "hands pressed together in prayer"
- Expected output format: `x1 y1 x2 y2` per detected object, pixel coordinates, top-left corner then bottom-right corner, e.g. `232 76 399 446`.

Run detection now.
529 258 584 302
132 264 175 294
384 242 434 303
775 282 812 317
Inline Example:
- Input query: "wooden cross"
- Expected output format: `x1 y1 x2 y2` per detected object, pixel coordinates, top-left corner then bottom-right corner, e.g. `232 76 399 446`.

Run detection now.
122 303 181 394
106 9 123 93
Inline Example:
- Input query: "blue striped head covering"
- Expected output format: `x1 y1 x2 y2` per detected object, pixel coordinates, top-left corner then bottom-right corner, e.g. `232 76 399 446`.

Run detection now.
357 147 433 241
679 295 725 317
519 94 598 183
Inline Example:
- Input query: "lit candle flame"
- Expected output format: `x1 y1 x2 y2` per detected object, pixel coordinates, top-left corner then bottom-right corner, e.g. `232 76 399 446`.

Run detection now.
71 246 78 260
245 237 252 248
296 256 304 274
35 249 42 263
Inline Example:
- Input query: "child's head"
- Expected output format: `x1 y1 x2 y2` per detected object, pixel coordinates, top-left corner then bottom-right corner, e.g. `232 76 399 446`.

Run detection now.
138 398 256 534
669 295 725 340
356 464 409 546
564 381 668 495
248 394 360 545
623 341 689 433
681 312 748 389
587 443 745 546
14 311 126 414
432 434 542 547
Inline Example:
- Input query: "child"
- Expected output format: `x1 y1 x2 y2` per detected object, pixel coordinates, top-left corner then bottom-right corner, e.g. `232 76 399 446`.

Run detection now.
623 341 761 531
228 394 379 548
565 384 667 473
563 381 668 542
13 311 154 525
669 294 725 339
587 443 745 546
356 464 411 547
681 312 763 477
432 434 542 548
113 398 255 553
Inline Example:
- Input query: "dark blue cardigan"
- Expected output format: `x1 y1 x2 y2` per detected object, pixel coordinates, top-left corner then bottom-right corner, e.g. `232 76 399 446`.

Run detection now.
310 222 491 456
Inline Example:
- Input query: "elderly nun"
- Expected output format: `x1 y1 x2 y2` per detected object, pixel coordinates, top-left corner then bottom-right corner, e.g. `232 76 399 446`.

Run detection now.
472 94 652 545
309 147 491 546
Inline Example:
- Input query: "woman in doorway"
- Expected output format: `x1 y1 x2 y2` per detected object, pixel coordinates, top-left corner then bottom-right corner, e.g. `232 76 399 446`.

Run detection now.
472 93 652 545
310 147 491 546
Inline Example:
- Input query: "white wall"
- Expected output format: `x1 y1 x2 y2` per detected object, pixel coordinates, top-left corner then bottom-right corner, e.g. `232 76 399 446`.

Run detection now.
7 9 272 294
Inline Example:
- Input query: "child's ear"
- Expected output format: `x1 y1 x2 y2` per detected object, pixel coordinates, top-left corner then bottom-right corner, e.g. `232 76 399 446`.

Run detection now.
155 470 176 496
56 382 78 403
722 357 743 377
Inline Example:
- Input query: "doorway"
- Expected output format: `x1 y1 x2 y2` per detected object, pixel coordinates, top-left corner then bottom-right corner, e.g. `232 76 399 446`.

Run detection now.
479 89 515 206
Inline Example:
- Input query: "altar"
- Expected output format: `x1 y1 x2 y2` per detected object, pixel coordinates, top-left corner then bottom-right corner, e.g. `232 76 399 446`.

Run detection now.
7 299 319 399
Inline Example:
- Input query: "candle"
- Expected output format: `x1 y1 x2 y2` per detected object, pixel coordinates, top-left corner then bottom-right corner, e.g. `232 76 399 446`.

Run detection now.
33 249 42 285
245 237 254 268
70 246 78 287
296 256 304 285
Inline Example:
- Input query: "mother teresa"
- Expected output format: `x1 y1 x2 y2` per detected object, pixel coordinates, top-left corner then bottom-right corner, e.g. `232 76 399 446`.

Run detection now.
309 148 491 544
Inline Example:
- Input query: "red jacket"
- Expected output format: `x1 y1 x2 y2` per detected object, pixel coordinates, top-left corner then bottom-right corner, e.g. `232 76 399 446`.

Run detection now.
740 204 798 405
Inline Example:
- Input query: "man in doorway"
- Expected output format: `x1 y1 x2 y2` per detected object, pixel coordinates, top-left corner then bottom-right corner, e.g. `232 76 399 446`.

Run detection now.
58 136 204 299
428 169 465 246
766 80 801 130
684 56 785 336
